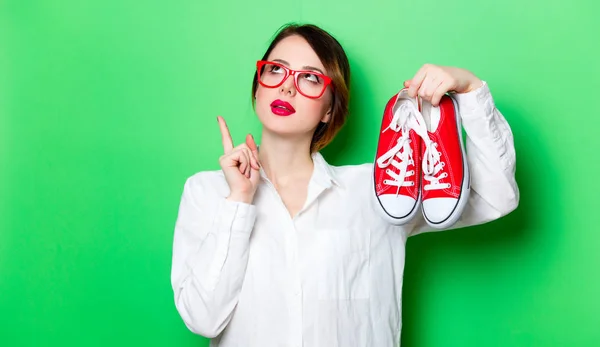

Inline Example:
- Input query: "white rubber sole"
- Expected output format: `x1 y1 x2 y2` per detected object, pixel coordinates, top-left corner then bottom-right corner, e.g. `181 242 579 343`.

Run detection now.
371 174 422 225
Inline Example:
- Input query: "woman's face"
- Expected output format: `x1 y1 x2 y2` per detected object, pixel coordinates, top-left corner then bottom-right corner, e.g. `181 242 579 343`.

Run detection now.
254 35 333 139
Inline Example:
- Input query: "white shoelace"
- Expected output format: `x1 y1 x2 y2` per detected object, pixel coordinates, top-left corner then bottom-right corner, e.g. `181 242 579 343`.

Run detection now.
422 141 451 191
376 102 425 194
376 99 449 193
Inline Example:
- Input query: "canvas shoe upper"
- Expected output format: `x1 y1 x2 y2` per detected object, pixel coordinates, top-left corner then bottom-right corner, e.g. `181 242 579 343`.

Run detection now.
419 94 470 229
374 89 429 225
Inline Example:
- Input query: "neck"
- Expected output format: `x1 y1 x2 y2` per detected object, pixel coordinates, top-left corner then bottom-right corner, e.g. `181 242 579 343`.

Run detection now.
258 130 314 188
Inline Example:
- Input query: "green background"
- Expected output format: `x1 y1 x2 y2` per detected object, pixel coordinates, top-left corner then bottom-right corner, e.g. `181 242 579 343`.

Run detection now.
1 0 598 346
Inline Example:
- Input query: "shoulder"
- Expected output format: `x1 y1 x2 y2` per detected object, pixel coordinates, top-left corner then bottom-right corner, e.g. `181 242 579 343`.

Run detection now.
314 152 373 185
187 169 225 184
181 169 229 197
329 162 374 188
330 162 372 176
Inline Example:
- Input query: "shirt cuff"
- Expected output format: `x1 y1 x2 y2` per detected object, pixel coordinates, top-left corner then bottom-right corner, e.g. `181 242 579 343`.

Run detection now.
215 198 257 234
451 81 495 118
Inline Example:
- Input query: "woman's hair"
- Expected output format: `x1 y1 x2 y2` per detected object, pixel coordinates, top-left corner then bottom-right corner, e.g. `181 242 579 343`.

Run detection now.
252 23 351 153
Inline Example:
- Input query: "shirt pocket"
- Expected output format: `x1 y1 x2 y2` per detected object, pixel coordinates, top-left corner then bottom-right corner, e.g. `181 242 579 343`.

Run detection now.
316 225 371 300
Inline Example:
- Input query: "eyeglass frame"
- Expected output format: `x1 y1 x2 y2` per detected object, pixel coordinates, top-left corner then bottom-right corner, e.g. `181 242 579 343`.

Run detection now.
255 60 334 99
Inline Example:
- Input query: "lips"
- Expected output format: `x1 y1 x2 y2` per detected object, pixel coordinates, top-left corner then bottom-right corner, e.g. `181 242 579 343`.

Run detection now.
270 99 296 116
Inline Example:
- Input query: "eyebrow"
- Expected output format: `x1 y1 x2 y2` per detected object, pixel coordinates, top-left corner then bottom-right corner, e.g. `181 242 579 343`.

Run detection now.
272 59 326 75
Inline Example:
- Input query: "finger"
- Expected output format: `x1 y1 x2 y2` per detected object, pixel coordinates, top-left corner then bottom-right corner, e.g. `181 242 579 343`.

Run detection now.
421 78 443 101
243 149 252 178
407 65 429 98
431 80 452 107
249 165 260 183
246 134 260 169
250 165 261 184
403 80 411 89
238 150 249 176
238 149 252 177
217 116 234 153
248 153 260 171
246 134 259 156
232 143 249 151
232 143 253 163
220 150 243 170
233 143 260 173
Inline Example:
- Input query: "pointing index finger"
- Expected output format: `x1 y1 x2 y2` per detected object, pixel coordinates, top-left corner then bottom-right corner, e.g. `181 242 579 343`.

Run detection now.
217 116 234 153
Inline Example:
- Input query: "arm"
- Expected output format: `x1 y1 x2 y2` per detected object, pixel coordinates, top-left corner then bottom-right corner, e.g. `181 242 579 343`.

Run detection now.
171 173 257 337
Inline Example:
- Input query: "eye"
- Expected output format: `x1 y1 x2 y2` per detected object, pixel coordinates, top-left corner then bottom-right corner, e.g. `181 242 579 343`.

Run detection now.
301 72 323 84
268 64 284 74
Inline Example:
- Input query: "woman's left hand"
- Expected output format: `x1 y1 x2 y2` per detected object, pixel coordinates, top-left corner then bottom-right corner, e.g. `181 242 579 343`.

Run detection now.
404 64 484 106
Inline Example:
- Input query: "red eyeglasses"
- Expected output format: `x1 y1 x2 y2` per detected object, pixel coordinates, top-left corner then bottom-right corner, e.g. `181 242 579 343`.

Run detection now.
256 60 333 99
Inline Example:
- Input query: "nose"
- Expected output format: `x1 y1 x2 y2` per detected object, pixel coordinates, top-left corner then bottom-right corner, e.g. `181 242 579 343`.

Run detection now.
279 74 297 96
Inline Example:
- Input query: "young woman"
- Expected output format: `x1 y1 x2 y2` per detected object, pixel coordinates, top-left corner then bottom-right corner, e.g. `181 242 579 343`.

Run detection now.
170 23 519 347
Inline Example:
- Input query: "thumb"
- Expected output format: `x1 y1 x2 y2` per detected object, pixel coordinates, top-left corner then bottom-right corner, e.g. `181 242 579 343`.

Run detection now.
403 80 411 88
246 134 261 170
246 134 259 158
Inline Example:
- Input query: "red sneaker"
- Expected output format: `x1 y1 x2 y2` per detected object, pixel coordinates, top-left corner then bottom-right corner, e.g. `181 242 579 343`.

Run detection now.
419 95 470 229
374 89 428 225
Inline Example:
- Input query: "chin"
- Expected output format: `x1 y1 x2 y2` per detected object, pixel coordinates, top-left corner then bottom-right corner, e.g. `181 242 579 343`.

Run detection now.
257 109 314 137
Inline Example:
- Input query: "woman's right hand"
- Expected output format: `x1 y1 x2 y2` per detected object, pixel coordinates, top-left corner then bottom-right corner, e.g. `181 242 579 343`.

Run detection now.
217 116 261 204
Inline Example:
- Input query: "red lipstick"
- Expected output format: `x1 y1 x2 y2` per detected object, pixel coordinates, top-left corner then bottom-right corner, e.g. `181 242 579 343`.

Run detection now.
270 99 296 116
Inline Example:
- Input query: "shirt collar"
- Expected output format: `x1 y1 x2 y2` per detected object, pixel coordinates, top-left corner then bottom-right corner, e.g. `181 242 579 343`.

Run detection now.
311 152 343 189
257 149 343 189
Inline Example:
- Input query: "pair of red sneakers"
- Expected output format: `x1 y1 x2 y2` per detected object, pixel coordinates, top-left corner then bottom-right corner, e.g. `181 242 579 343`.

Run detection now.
373 89 470 229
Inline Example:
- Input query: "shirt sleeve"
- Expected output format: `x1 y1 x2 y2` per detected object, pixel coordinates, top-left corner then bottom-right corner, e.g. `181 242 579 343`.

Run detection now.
170 172 257 337
409 81 520 236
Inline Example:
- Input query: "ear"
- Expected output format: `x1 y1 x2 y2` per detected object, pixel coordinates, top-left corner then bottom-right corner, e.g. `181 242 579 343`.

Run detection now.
321 107 332 124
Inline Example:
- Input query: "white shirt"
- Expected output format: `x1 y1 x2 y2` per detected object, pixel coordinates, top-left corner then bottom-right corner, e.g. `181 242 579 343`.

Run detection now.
170 82 519 347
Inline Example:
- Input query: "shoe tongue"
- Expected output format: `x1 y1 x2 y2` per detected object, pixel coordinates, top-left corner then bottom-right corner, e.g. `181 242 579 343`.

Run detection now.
421 101 441 132
391 99 413 125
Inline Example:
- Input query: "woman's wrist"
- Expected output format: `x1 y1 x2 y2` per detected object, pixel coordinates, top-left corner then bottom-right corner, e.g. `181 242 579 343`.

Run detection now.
227 192 254 204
